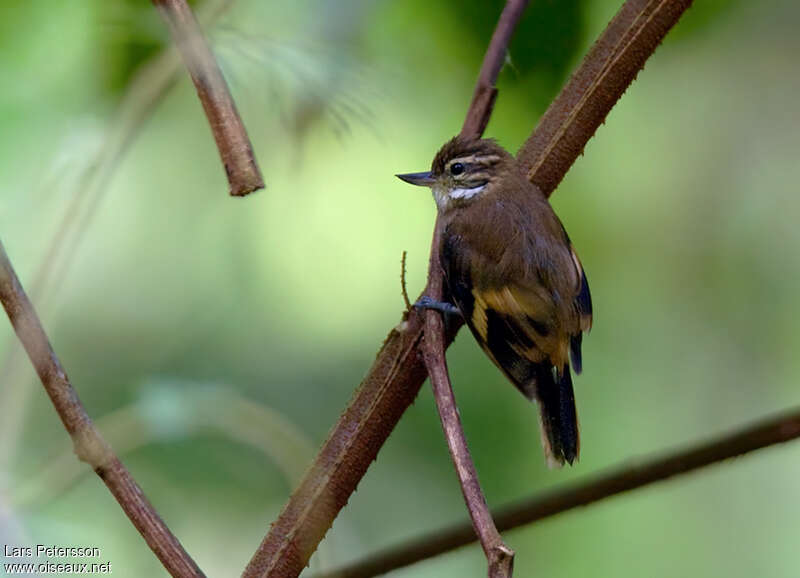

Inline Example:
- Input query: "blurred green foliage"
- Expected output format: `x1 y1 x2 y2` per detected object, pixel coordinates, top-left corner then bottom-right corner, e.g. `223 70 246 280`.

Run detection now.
1 0 800 577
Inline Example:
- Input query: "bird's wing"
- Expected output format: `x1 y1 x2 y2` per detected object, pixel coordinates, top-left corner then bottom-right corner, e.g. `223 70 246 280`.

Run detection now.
441 212 591 385
562 231 592 373
441 227 555 392
563 230 592 332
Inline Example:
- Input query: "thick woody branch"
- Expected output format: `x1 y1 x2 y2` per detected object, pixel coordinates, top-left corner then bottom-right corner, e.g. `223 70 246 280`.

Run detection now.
517 0 694 196
314 407 800 578
246 0 693 575
242 310 431 577
153 0 264 196
0 242 204 578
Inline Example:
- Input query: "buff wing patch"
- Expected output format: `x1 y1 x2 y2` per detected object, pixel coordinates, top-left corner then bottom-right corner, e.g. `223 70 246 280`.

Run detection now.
470 286 569 391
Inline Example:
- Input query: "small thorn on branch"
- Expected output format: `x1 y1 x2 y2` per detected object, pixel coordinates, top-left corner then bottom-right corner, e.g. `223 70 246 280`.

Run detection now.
401 250 412 312
153 0 264 196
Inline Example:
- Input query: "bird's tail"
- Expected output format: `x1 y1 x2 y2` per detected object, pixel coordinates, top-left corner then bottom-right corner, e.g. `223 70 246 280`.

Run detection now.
533 364 579 468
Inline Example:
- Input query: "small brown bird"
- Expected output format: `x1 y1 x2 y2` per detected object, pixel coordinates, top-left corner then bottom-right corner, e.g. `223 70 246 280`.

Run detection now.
398 136 592 467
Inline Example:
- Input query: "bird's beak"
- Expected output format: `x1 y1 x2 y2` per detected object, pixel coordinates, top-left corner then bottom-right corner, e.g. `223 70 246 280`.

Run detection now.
396 171 435 187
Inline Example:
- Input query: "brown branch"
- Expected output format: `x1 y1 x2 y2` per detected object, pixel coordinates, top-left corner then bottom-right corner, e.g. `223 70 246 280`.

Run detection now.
517 0 694 196
0 242 204 578
246 0 693 575
461 0 531 139
421 1 531 573
242 311 431 577
242 227 462 577
422 236 514 577
314 407 800 578
153 0 264 196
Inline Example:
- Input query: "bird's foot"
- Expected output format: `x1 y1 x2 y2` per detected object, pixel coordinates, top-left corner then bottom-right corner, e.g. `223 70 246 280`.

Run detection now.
414 296 462 317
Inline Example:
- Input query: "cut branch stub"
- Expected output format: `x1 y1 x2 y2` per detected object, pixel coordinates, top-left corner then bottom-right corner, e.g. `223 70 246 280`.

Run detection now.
153 0 264 196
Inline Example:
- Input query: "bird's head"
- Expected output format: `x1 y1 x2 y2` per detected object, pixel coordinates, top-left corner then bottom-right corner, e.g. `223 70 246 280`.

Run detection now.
397 136 512 212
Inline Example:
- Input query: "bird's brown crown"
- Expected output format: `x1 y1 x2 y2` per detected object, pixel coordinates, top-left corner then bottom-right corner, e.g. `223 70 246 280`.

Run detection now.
395 136 516 212
430 136 511 177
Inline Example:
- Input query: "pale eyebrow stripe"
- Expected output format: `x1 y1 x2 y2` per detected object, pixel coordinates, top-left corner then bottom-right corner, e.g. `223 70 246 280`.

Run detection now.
448 154 502 167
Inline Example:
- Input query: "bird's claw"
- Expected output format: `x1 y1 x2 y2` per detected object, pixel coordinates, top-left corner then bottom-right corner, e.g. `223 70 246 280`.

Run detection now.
414 296 462 316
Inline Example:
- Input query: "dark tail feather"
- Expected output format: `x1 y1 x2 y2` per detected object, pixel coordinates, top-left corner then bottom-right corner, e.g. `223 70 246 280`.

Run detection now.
569 333 583 374
533 364 579 467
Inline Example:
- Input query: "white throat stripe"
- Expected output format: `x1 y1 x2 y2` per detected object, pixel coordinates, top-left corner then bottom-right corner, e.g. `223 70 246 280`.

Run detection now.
449 184 486 200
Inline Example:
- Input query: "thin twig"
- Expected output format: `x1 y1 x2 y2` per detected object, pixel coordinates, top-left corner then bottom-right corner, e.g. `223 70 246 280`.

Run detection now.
153 0 264 196
314 407 800 578
422 226 514 578
246 0 693 574
461 0 531 139
0 242 204 578
400 250 411 311
422 1 531 573
517 0 694 195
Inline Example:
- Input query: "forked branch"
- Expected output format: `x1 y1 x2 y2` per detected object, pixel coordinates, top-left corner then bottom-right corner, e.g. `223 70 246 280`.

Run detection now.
246 0 694 576
153 0 264 196
0 242 204 577
421 0 530 575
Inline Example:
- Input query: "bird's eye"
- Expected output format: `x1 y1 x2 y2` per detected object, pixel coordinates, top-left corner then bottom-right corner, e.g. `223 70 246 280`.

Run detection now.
450 162 465 176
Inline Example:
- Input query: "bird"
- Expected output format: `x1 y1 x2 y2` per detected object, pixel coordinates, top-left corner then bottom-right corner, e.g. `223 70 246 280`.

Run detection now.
397 135 592 467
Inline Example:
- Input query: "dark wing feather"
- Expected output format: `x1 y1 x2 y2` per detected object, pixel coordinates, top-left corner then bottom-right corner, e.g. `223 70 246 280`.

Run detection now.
442 226 564 396
567 241 592 373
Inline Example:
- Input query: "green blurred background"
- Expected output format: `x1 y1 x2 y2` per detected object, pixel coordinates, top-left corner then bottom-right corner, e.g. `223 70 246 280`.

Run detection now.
2 0 800 576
